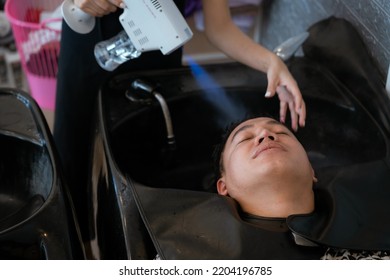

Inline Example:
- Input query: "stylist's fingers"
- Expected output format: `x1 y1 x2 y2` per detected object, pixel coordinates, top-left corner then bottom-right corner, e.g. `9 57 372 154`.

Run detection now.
265 77 278 98
76 0 118 16
94 0 118 15
298 100 306 127
285 80 303 113
284 78 306 128
275 85 302 130
279 101 287 124
265 71 278 98
288 101 298 132
108 0 125 9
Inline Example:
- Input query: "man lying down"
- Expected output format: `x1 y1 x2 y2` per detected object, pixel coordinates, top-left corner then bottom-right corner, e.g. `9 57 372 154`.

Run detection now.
133 116 390 259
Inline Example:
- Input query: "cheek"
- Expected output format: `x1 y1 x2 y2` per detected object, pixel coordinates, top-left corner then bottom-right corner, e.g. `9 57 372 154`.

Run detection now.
224 155 258 195
225 158 246 183
294 147 312 166
289 147 313 176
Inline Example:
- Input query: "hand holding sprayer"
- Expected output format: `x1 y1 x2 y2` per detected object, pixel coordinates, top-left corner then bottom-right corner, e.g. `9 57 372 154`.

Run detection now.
62 0 193 71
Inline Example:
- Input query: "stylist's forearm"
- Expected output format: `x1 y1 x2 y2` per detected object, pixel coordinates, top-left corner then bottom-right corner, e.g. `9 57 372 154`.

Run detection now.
205 23 275 74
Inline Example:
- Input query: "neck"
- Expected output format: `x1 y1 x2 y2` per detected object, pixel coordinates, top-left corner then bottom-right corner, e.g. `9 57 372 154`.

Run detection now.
242 181 315 218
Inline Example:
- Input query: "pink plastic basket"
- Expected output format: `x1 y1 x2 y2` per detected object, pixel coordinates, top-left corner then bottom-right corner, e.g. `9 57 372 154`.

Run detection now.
5 0 63 110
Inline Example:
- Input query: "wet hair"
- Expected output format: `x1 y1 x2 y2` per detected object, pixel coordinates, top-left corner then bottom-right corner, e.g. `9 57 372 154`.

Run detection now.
211 113 280 187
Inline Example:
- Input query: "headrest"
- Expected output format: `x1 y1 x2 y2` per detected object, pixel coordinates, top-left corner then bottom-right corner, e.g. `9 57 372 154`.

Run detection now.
288 159 390 251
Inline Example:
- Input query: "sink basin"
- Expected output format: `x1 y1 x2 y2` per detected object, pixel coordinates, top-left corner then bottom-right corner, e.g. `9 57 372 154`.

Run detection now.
0 89 84 259
108 60 388 192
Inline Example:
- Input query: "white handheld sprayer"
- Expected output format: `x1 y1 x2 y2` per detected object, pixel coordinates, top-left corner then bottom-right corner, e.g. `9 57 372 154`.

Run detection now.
61 0 193 71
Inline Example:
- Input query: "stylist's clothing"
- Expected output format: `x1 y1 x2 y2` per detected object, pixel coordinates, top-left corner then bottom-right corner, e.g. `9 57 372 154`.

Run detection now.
53 0 185 240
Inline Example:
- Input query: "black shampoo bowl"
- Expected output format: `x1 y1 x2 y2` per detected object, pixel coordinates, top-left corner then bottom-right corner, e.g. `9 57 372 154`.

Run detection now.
88 18 390 259
110 64 388 191
0 89 83 259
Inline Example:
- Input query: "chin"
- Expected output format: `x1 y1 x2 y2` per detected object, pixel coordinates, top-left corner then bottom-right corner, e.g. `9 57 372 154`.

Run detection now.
258 161 310 180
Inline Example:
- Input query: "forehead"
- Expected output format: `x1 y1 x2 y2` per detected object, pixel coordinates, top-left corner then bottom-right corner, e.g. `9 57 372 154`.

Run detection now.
235 117 276 129
229 117 286 138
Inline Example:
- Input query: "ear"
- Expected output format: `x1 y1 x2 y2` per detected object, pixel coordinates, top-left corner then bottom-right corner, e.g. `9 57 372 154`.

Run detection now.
217 178 228 196
312 168 318 183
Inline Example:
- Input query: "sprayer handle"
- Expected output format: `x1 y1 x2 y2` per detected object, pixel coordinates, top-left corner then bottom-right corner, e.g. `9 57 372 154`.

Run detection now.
61 0 96 34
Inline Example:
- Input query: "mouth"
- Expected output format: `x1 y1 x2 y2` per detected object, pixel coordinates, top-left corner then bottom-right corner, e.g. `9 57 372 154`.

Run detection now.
251 143 285 159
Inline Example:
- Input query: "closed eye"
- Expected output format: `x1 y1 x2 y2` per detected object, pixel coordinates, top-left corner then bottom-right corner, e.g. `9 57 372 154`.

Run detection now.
238 137 251 144
237 135 254 144
275 130 292 136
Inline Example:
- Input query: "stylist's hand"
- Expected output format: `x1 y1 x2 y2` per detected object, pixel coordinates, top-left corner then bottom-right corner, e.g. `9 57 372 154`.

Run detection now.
264 54 306 131
75 0 124 17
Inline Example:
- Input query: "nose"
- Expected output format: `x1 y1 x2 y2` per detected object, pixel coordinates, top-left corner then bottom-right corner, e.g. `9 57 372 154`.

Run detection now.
257 129 276 144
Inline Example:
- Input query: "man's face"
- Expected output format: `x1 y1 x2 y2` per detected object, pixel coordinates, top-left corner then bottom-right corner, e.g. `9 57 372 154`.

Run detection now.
217 117 314 208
